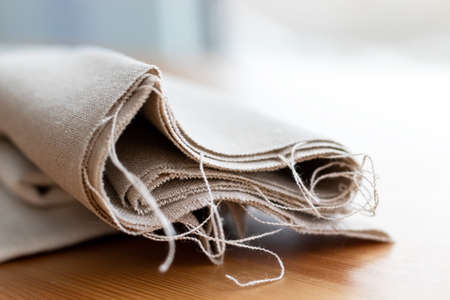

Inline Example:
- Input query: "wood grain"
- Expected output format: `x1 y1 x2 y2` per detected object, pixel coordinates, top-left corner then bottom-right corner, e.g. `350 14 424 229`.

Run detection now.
0 213 448 300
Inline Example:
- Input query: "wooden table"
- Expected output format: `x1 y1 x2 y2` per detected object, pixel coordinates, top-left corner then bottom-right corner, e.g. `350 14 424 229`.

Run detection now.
0 217 446 299
1 59 449 299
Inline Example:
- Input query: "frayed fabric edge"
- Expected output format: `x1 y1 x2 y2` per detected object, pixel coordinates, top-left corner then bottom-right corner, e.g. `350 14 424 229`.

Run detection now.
81 71 382 287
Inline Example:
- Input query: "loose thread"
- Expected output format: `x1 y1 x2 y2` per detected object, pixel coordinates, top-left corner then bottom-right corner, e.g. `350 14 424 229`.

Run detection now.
199 152 226 263
182 224 286 287
198 153 286 286
85 78 176 273
84 72 379 285
277 142 379 220
278 154 322 216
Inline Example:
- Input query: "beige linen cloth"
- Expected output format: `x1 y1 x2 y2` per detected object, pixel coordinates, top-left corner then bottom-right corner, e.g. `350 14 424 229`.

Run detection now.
0 47 389 283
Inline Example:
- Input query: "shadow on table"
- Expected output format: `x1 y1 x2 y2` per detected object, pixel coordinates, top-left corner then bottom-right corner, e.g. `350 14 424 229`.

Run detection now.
1 216 393 296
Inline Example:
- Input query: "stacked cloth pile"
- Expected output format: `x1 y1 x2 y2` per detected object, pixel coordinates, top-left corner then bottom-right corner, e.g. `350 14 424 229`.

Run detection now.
0 47 390 285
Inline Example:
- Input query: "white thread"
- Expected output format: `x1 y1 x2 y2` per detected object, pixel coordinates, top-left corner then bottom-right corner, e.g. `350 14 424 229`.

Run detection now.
170 226 283 261
181 225 285 287
278 154 322 216
199 152 226 263
276 142 379 220
224 245 285 287
321 152 379 210
84 71 379 286
197 153 286 286
85 79 176 273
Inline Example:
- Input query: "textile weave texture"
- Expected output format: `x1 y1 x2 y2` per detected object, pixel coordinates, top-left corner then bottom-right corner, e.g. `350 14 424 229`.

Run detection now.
0 47 389 270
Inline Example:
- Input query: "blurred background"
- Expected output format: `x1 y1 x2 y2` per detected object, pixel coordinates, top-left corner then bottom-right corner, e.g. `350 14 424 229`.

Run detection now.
1 0 448 135
1 0 449 237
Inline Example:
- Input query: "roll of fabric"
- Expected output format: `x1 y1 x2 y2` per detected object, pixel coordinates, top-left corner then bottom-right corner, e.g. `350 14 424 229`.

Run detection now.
0 47 389 283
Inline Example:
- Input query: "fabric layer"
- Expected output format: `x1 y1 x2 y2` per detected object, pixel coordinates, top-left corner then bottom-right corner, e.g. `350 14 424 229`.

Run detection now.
0 47 389 266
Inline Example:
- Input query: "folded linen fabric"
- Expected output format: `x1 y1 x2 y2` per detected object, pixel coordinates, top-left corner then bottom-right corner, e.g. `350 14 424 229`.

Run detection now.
0 138 114 263
0 47 389 284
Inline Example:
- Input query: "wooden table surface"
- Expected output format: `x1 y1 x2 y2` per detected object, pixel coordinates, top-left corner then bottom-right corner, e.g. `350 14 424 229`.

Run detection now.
0 217 447 300
1 59 450 299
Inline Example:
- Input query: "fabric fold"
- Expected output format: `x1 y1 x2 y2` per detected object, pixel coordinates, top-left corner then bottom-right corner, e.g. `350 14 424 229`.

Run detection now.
0 46 389 268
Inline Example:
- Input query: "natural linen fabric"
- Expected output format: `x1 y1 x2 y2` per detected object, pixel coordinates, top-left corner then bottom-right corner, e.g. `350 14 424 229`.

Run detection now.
0 47 389 266
0 138 114 263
